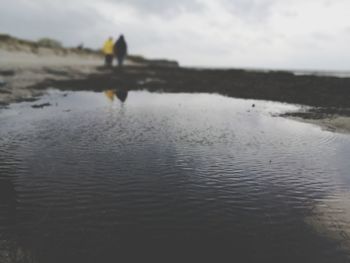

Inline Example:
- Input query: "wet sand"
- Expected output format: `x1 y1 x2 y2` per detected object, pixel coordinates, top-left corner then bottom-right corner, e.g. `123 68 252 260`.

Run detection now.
25 65 350 133
0 66 102 106
0 46 147 106
305 192 350 254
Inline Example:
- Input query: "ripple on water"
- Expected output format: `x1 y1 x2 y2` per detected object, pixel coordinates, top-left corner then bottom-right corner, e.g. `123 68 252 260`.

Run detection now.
0 90 350 262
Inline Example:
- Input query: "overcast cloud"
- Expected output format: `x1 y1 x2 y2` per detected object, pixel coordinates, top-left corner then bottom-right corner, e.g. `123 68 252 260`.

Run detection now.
1 0 350 70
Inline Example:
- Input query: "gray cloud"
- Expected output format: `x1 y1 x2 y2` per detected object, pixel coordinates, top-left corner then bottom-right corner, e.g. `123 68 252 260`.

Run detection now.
0 0 349 70
221 0 276 23
105 0 203 15
0 1 118 47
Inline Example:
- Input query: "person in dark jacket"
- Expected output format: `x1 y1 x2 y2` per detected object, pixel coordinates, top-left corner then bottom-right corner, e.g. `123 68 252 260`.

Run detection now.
114 35 128 67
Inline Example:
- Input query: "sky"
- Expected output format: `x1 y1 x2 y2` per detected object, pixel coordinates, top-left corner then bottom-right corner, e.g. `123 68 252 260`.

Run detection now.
1 0 350 70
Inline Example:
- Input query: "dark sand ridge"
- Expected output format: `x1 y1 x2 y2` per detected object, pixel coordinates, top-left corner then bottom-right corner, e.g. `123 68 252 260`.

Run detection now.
33 66 350 108
29 66 350 133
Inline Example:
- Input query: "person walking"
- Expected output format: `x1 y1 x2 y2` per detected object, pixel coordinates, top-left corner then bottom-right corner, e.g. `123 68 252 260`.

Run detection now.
114 35 128 68
102 37 114 67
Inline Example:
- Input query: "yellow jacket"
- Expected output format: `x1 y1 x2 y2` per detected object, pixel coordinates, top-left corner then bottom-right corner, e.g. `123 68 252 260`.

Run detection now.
102 39 114 55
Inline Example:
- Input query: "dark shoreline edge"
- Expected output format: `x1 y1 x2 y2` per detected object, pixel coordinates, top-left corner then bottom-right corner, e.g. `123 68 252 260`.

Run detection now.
34 66 350 106
2 65 350 131
34 65 350 113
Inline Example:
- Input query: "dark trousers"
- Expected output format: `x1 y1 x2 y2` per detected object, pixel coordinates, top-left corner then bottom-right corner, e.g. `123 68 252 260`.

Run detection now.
105 55 113 67
117 55 126 67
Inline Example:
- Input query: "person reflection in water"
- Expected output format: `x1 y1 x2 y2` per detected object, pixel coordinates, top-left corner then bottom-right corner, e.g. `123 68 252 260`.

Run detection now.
104 89 128 103
104 89 115 102
116 89 128 103
0 179 17 228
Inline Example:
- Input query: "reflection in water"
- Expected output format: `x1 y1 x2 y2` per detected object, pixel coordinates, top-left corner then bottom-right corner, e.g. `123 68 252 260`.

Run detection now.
116 89 128 103
0 90 350 262
104 90 115 102
104 89 128 103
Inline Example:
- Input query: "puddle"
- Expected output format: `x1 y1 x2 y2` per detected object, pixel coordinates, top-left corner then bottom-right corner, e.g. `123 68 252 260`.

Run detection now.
1 90 350 262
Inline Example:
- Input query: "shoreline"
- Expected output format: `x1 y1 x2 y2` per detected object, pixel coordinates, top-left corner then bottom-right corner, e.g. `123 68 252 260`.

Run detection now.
30 66 350 134
286 115 350 135
0 65 103 107
305 191 350 258
2 63 350 134
2 64 350 134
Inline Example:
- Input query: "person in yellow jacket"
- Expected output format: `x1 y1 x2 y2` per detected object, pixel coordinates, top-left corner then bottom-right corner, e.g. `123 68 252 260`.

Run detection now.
102 37 114 67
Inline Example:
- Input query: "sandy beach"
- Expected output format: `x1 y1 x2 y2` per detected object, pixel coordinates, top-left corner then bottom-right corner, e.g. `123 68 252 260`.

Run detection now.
0 35 178 107
0 43 126 106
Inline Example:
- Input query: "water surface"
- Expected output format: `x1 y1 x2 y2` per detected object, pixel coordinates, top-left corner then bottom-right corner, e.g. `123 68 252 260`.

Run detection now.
1 90 350 262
